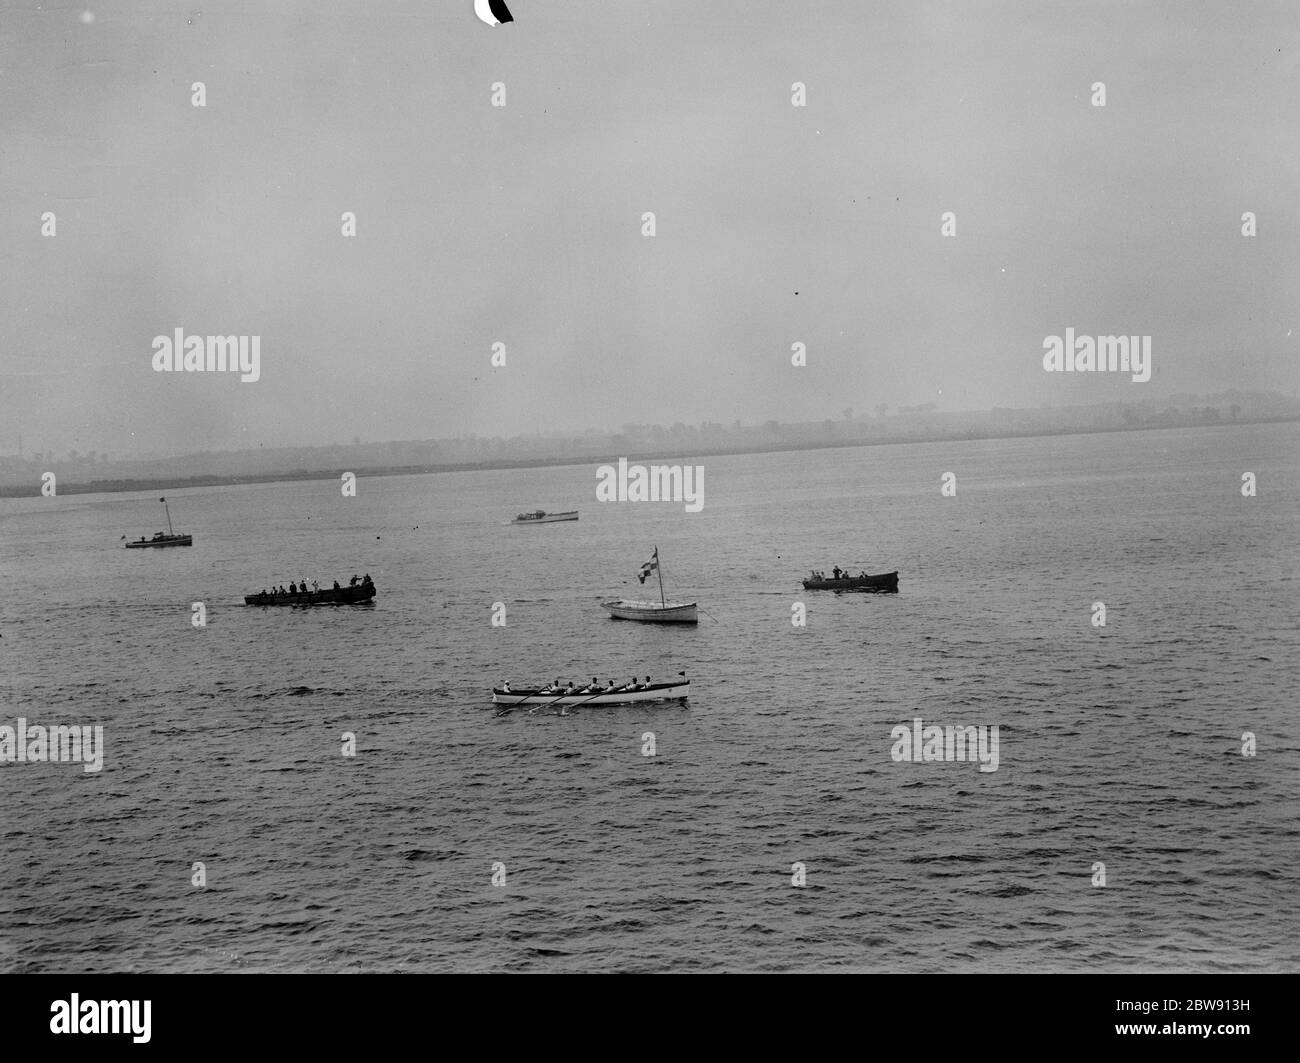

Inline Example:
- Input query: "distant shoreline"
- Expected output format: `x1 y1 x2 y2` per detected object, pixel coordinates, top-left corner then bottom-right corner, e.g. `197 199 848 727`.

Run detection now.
2 416 1295 499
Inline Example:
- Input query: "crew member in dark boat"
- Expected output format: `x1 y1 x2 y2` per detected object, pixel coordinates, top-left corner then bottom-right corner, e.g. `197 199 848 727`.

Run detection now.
333 581 341 590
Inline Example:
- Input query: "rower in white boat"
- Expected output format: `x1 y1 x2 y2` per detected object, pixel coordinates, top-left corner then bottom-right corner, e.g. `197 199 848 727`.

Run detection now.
491 672 689 706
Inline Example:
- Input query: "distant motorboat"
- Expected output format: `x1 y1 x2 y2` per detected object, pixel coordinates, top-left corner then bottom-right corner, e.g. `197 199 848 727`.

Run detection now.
601 546 698 623
512 510 579 524
802 570 899 593
124 497 192 548
245 578 376 606
124 532 193 549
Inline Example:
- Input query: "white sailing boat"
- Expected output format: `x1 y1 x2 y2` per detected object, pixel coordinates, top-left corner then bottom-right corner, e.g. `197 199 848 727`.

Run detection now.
601 546 698 624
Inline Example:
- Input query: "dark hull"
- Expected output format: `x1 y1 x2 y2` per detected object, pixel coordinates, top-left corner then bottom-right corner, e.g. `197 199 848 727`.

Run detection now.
801 571 899 592
511 511 579 524
125 535 192 548
244 583 376 606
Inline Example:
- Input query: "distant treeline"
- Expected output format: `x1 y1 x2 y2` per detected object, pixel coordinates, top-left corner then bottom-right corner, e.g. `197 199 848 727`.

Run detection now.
2 392 1296 498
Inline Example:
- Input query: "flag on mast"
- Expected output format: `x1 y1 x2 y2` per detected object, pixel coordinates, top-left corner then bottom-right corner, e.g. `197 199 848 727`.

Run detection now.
638 549 659 584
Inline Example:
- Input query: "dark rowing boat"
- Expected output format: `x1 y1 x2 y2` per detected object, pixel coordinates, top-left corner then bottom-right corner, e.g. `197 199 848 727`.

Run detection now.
244 581 377 606
801 570 899 593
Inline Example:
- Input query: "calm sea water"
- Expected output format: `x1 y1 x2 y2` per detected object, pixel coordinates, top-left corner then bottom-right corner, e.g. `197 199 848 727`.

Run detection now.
2 424 1297 972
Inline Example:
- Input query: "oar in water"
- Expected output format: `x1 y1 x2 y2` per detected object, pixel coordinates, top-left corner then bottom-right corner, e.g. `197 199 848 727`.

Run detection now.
553 681 641 715
527 684 597 716
495 682 572 717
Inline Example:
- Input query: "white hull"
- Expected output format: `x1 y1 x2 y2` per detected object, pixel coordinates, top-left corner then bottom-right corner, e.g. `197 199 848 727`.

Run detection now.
601 599 698 623
492 681 689 706
512 511 579 524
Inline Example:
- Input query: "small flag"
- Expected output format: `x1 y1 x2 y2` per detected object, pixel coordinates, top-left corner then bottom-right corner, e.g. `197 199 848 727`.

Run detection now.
638 549 659 584
474 0 514 26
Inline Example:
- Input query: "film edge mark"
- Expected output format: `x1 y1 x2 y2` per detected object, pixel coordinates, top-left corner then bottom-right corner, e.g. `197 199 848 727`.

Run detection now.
151 328 261 382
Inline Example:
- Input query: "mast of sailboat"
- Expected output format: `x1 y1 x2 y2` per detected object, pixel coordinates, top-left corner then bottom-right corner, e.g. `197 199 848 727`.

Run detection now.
161 496 173 536
655 545 666 608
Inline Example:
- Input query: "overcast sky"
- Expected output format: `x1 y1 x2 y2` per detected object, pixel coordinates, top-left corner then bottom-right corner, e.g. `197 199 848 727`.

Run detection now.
2 1 1297 458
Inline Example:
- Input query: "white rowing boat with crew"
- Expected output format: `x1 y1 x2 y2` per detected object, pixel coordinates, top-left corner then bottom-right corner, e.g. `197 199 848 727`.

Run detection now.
492 677 689 707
